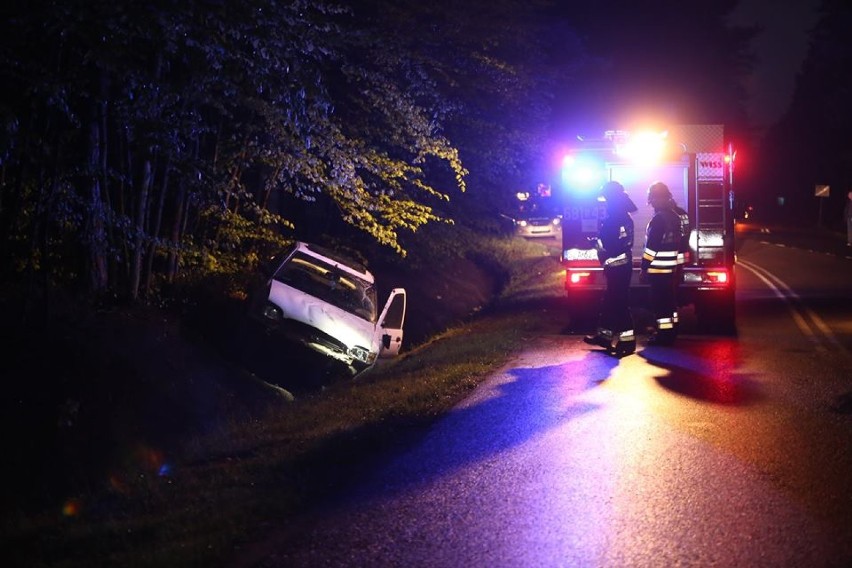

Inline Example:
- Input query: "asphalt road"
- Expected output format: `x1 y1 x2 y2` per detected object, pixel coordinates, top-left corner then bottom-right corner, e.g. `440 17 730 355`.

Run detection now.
236 232 852 567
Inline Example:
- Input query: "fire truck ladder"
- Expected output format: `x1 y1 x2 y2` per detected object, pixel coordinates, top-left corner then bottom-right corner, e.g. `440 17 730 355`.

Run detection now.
694 180 728 265
692 147 731 266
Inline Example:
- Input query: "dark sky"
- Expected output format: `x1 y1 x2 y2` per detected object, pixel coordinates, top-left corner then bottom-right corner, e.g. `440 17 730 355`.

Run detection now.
730 0 819 129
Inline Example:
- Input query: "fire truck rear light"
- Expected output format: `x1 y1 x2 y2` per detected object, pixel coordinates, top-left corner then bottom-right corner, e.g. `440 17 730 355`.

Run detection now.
569 271 591 284
707 271 728 284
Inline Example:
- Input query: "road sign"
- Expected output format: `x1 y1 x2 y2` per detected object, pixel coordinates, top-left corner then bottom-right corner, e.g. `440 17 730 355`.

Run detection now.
815 184 830 197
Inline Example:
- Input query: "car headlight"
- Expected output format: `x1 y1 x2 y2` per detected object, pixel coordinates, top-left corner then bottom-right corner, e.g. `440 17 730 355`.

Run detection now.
349 345 376 365
517 220 528 227
261 303 282 321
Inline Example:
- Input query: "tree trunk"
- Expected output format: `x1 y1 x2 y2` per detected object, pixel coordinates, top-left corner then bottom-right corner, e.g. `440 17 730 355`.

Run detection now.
130 156 153 301
143 157 170 296
118 129 132 284
87 120 109 294
98 76 119 292
166 176 186 284
261 166 280 210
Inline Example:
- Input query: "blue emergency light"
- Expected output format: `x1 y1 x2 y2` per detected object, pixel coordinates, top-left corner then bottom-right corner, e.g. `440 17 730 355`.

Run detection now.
560 153 605 192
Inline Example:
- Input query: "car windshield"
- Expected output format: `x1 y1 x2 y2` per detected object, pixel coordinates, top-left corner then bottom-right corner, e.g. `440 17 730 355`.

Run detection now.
514 196 559 220
274 251 378 322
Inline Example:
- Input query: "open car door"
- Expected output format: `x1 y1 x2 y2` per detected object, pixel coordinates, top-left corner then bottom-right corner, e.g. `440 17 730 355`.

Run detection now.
378 288 406 358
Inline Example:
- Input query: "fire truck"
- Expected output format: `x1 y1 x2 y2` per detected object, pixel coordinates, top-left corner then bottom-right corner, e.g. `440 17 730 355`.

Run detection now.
559 124 736 332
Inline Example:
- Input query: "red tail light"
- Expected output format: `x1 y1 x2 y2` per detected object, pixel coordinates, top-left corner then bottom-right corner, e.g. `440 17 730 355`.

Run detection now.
569 271 591 284
707 271 728 284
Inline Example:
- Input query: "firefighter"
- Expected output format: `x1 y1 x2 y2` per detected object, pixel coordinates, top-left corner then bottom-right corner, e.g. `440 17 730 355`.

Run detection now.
584 181 638 357
641 181 684 346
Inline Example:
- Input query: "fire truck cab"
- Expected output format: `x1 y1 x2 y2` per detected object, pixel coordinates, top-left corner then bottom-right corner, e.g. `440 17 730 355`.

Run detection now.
559 124 736 332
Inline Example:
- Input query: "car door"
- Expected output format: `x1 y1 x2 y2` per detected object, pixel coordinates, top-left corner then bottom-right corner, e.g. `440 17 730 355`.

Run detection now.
377 288 406 358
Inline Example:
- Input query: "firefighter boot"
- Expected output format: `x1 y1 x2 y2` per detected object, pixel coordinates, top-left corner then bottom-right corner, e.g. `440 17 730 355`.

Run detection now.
648 317 676 346
610 330 636 358
584 329 612 349
611 340 636 358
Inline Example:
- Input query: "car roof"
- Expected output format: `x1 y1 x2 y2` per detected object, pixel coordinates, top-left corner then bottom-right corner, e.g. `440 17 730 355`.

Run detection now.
295 241 375 283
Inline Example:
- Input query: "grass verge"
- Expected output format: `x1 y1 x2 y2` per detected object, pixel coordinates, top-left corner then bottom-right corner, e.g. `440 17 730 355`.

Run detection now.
3 237 566 568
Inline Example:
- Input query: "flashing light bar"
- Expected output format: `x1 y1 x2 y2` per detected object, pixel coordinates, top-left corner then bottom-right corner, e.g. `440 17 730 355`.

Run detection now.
613 130 668 165
561 153 605 191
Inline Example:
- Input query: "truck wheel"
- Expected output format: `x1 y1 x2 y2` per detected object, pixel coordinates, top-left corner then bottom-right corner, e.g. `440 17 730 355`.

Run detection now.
695 290 736 335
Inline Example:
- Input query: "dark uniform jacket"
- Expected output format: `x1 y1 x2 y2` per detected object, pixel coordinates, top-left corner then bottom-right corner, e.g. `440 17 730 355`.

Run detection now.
597 210 634 269
642 207 682 274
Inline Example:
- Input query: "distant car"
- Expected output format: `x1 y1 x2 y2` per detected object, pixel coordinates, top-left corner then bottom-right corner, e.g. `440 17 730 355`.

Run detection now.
504 191 562 238
247 241 406 376
512 213 562 238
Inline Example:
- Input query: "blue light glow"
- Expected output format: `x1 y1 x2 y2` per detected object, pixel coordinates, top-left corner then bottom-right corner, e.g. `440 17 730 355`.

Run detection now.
561 153 606 192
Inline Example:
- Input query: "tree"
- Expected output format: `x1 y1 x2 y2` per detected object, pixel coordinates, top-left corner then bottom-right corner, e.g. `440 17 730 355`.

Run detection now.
349 0 584 231
0 0 469 303
753 0 852 227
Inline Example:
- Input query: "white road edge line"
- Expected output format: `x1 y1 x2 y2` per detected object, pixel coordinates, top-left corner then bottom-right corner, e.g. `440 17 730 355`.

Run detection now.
739 259 845 352
738 259 849 358
737 260 825 352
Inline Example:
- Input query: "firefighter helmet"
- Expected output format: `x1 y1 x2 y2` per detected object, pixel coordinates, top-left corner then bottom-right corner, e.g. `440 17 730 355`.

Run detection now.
647 181 672 205
601 181 625 199
602 181 638 213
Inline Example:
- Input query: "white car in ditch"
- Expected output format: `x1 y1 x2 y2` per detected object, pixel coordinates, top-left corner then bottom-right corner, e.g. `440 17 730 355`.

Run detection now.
247 241 406 376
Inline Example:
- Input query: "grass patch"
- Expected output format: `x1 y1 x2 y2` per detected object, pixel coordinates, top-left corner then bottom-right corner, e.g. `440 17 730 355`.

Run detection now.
3 237 567 567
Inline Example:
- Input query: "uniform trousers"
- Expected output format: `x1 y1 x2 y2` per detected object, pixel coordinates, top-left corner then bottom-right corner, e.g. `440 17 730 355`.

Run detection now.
648 272 678 342
599 263 633 341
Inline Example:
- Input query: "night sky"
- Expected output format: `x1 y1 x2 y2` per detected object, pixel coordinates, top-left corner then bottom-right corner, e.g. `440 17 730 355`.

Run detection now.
730 0 820 130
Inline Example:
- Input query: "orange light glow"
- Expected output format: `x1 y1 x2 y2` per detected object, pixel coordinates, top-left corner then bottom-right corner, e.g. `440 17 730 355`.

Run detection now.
569 271 591 284
614 130 668 165
62 498 82 517
707 271 728 284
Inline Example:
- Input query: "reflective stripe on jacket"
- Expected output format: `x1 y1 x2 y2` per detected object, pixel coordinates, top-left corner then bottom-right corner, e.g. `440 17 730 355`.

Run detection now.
642 208 682 275
643 249 678 273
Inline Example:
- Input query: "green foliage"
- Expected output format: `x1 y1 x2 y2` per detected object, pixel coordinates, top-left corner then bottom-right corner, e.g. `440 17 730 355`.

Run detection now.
0 0 472 300
750 0 852 224
0 0 755 305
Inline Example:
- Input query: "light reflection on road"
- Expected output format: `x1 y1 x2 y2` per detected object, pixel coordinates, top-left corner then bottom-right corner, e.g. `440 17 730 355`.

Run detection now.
242 331 848 567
